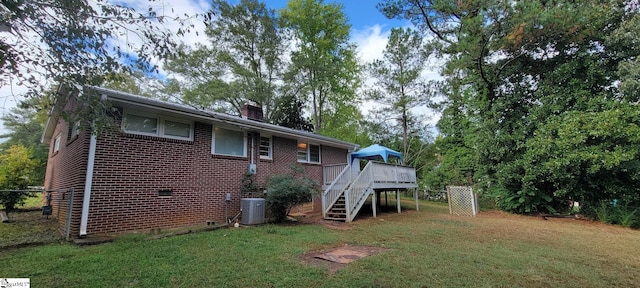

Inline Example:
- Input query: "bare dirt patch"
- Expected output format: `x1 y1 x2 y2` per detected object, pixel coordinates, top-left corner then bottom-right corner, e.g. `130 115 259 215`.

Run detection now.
296 211 352 230
300 244 388 275
0 210 62 249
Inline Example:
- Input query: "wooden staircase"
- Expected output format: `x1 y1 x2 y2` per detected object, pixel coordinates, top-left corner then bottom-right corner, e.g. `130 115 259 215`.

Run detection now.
324 194 347 220
322 161 417 222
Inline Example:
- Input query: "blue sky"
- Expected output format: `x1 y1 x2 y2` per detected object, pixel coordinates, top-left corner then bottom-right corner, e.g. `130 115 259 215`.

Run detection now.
248 0 409 31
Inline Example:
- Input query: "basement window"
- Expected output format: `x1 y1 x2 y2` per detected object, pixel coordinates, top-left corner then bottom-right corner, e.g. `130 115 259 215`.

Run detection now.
158 189 173 197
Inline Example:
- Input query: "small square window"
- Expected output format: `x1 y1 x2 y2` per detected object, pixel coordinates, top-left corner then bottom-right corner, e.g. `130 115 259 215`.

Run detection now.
297 142 320 164
70 121 81 138
53 134 61 153
259 136 272 159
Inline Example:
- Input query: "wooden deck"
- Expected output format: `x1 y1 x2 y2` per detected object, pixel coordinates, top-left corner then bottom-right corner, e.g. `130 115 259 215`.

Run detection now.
322 162 417 222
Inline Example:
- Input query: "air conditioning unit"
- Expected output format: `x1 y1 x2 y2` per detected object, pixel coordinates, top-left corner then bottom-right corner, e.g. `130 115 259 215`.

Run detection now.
241 198 265 225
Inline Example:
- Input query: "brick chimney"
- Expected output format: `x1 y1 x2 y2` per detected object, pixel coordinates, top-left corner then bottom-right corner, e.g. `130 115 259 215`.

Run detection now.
241 103 264 122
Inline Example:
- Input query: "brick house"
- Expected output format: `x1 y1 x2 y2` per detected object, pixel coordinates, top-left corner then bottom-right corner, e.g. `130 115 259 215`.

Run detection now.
42 86 357 238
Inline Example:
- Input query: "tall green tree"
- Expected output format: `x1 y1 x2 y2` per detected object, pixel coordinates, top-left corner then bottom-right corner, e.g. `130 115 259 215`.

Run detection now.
270 94 314 131
0 145 38 212
166 0 285 121
380 0 640 213
366 27 432 160
280 0 362 134
0 94 53 183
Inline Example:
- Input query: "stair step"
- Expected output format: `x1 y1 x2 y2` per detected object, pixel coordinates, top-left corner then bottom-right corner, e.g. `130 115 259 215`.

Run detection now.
330 207 346 211
325 217 347 221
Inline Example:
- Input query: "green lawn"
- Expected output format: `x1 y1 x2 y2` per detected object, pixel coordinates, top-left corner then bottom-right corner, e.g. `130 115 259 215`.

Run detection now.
1 201 639 287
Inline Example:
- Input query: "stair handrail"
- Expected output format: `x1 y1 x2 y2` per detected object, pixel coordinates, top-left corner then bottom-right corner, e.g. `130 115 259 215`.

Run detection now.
322 164 351 218
344 161 375 222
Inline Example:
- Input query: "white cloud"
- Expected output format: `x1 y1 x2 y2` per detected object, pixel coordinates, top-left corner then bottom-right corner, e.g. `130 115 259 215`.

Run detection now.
353 24 390 64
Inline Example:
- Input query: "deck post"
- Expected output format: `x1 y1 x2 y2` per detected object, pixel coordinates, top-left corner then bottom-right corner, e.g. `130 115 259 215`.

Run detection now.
372 190 377 218
321 192 326 219
414 188 419 211
345 190 352 223
385 191 388 207
396 189 401 213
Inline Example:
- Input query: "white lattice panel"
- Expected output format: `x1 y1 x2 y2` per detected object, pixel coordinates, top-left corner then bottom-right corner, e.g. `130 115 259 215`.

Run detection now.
447 186 479 217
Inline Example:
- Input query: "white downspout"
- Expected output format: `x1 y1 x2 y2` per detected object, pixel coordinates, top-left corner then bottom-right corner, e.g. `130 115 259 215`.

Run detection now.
79 128 97 237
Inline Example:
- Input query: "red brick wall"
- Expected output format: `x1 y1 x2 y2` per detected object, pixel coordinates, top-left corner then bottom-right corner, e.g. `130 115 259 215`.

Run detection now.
43 101 90 237
81 122 349 236
44 96 350 237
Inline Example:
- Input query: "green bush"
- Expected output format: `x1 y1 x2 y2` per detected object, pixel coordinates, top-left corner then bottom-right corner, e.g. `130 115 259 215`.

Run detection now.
591 201 638 228
0 145 38 213
264 164 319 223
595 201 615 224
617 204 637 228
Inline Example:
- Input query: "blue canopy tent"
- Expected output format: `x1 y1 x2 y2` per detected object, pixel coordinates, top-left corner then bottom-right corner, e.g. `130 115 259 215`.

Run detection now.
351 144 402 163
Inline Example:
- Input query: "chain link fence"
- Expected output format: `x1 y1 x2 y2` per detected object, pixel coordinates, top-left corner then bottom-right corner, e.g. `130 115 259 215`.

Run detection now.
1 188 75 240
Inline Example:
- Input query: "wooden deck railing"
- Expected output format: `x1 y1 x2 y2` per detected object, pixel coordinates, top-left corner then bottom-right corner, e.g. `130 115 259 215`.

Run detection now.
370 162 417 184
322 163 348 186
322 161 417 222
321 165 351 218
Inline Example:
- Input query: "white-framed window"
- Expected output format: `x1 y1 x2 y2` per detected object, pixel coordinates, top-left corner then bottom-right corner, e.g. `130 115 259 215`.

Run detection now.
297 142 321 163
70 121 81 138
53 134 61 153
164 120 191 139
259 135 272 159
122 112 193 141
212 126 247 157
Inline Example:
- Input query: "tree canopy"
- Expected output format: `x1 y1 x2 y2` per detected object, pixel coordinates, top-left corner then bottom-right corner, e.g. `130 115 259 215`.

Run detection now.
165 0 285 120
381 0 640 213
366 27 433 162
1 0 199 99
280 0 362 134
